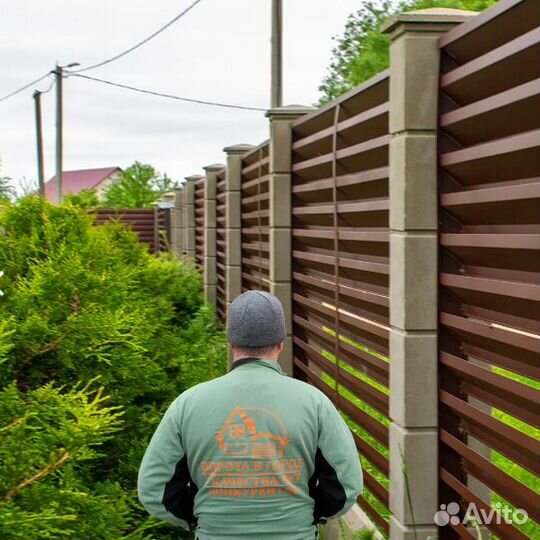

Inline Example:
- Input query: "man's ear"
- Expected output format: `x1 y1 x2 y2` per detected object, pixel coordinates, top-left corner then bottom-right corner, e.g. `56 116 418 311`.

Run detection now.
277 342 285 353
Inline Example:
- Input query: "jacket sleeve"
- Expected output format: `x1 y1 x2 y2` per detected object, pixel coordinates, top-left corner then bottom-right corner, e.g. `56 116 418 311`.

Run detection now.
137 396 197 529
309 395 363 523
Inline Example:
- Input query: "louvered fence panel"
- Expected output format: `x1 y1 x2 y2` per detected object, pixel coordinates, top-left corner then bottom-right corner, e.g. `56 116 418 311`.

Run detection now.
240 141 270 292
438 1 540 538
291 72 391 534
94 208 170 254
215 168 227 323
194 177 205 269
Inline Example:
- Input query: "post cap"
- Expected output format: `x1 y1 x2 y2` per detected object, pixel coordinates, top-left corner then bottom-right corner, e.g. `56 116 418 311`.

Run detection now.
184 174 204 182
203 163 226 172
265 104 315 120
381 7 476 37
223 143 256 155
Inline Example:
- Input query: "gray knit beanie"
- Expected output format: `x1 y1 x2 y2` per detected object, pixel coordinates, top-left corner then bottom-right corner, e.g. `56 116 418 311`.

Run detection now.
227 290 286 348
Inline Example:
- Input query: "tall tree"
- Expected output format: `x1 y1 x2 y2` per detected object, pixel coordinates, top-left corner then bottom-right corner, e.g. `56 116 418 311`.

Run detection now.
318 0 496 104
0 162 15 203
0 177 12 203
102 162 178 208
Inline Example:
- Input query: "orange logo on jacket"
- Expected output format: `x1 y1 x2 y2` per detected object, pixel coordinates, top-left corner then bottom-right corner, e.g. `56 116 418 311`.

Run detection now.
216 407 289 458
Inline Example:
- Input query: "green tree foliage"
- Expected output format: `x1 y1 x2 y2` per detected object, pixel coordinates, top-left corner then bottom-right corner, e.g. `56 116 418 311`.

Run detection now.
318 0 496 104
0 178 14 204
0 196 227 539
0 162 15 203
102 162 178 208
63 188 100 208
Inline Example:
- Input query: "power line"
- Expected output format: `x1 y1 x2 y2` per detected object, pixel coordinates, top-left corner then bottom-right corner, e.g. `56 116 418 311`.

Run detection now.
0 72 51 102
1 0 204 103
70 73 266 112
37 76 56 95
69 0 204 74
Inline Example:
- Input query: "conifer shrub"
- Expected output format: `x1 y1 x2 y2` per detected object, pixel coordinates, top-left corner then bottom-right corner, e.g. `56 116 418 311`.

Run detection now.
0 196 227 539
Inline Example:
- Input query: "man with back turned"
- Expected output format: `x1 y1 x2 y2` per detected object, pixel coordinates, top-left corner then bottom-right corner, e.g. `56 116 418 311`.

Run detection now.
138 290 363 540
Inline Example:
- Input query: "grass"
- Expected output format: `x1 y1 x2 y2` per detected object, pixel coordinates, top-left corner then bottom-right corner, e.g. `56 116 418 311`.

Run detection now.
490 367 540 539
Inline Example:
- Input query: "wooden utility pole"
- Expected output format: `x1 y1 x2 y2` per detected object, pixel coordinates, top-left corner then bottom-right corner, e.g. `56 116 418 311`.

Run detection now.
271 0 283 108
54 64 63 203
33 90 45 197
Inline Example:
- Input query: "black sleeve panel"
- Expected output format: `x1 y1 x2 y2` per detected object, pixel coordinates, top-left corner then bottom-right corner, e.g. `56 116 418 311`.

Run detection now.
308 447 347 523
162 455 198 530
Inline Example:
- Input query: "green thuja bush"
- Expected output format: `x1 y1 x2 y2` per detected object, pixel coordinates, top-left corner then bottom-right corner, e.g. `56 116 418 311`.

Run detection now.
0 196 227 539
0 381 127 539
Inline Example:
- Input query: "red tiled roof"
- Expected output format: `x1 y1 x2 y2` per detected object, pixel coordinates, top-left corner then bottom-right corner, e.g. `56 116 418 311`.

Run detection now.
45 166 121 203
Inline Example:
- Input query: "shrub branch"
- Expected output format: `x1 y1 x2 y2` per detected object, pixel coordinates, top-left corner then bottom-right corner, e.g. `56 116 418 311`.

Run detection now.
4 451 71 501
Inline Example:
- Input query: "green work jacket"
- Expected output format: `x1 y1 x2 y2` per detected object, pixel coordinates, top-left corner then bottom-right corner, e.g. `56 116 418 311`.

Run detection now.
138 359 363 540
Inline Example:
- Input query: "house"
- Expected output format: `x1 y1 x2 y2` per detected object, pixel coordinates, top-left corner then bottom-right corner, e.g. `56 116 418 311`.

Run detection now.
216 406 289 458
44 166 122 204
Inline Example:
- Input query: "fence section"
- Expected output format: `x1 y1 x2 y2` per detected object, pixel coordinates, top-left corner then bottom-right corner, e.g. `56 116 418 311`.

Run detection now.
438 1 540 538
194 177 205 269
215 167 227 322
94 208 170 254
290 72 391 533
240 141 270 292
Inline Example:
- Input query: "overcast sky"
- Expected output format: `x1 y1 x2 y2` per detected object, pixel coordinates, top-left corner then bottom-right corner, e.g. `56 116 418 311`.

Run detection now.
0 0 360 188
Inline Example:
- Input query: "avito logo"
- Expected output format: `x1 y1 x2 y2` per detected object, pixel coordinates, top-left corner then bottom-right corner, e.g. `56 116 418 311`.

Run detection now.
434 502 528 527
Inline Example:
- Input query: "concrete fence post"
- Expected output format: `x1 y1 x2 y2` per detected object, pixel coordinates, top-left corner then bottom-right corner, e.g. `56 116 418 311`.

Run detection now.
223 144 254 305
179 186 188 255
222 144 255 365
184 175 204 259
266 105 313 376
203 163 225 305
171 187 184 256
381 9 474 540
